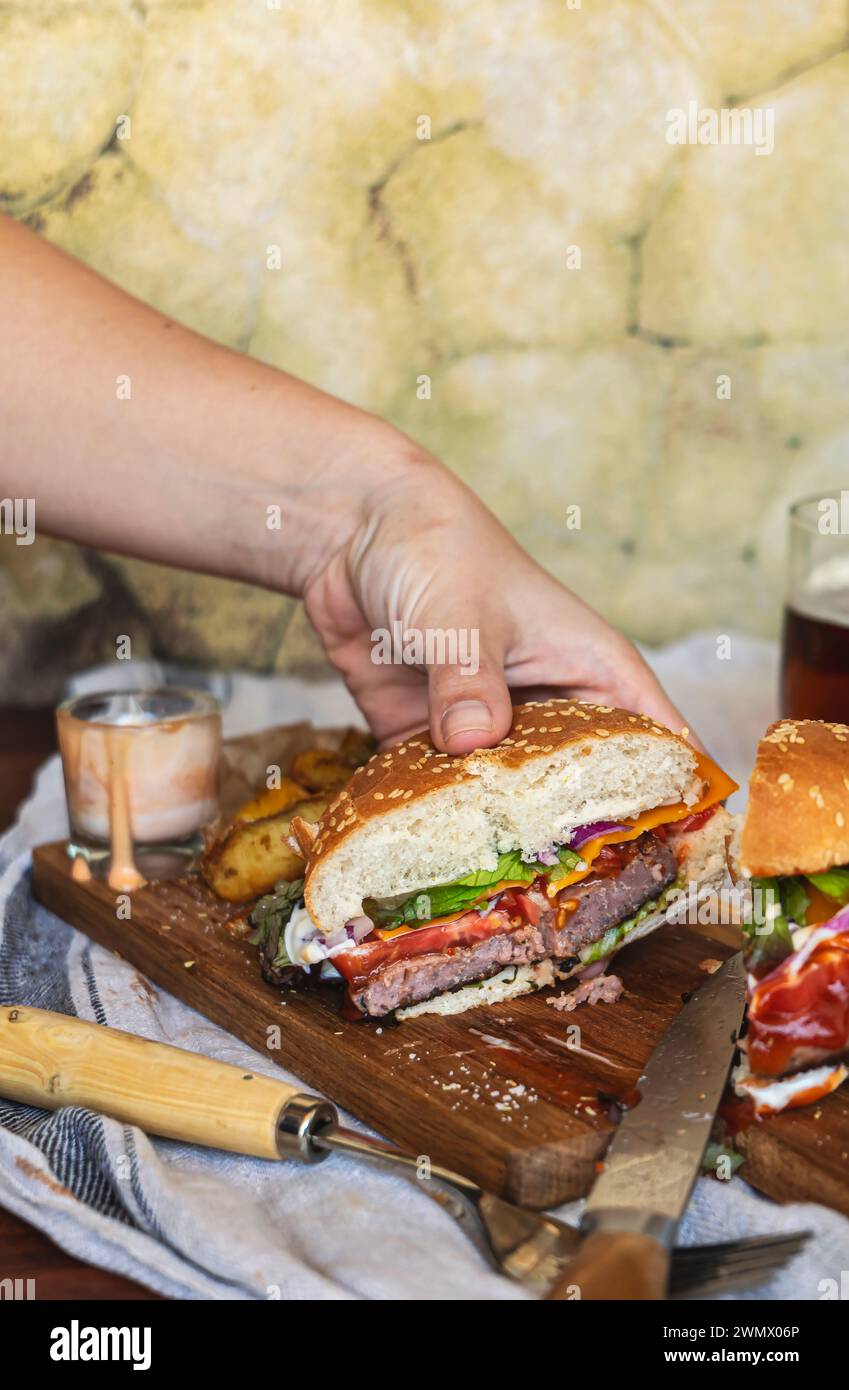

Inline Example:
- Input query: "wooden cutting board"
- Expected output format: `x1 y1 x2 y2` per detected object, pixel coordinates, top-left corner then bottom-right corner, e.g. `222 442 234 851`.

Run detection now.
30 840 849 1214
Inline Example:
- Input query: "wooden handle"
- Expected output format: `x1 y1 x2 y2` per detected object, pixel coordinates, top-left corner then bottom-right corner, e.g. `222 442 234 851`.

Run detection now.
547 1229 670 1301
0 1005 302 1159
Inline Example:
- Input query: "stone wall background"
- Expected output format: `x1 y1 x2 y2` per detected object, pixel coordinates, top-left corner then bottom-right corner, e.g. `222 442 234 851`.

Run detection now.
3 0 849 701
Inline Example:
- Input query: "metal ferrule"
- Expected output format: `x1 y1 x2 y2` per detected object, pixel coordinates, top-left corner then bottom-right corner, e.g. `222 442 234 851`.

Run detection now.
276 1094 337 1163
580 1207 678 1249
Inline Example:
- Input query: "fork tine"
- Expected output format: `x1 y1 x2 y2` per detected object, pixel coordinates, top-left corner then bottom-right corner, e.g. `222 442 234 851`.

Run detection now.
670 1233 810 1296
675 1272 776 1298
673 1230 811 1261
672 1244 807 1286
672 1246 809 1288
672 1231 811 1276
673 1257 800 1298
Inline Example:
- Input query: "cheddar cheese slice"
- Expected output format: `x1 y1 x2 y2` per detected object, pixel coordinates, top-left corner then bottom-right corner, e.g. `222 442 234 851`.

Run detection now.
545 750 737 898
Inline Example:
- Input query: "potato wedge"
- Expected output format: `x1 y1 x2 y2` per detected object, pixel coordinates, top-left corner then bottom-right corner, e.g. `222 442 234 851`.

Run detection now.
200 795 329 903
232 776 307 825
290 748 353 793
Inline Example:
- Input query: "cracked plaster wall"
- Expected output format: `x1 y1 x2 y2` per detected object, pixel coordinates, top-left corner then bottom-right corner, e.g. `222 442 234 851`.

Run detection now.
2 0 848 700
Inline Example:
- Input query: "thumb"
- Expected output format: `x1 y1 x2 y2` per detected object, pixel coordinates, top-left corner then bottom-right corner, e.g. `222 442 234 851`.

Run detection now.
427 630 514 755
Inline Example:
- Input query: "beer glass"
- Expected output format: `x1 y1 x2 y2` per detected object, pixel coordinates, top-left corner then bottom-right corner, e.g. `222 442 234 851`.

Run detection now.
781 491 849 721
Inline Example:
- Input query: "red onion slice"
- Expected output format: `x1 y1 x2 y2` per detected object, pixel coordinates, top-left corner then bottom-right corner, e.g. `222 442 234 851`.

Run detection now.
576 959 609 981
535 846 559 866
568 820 628 850
344 915 374 943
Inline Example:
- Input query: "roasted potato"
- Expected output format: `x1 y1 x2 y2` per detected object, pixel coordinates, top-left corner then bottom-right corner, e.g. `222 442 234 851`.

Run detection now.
290 748 353 794
200 795 329 902
232 776 307 825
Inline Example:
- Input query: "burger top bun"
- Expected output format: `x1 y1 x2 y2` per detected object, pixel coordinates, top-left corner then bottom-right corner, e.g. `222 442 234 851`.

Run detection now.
740 718 849 878
304 699 701 935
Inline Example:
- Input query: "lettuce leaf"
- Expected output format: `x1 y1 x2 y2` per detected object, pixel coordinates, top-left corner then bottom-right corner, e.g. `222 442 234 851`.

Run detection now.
742 877 794 971
806 867 849 903
782 875 811 926
249 878 304 982
371 845 583 930
742 869 849 971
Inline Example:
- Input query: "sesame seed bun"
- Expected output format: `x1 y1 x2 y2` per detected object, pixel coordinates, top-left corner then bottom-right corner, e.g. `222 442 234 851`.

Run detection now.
304 699 701 935
740 719 849 877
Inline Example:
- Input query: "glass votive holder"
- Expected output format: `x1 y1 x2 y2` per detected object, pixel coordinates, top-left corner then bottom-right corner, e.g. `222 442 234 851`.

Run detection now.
56 688 221 892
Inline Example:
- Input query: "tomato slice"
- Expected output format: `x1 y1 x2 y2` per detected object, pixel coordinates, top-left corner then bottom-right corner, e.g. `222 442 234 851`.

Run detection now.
669 804 719 836
747 926 849 1075
332 907 515 985
333 884 546 985
511 891 543 926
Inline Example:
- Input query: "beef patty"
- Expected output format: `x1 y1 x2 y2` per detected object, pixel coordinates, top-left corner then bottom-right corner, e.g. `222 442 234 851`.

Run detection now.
355 832 678 1016
354 923 546 1016
544 835 677 957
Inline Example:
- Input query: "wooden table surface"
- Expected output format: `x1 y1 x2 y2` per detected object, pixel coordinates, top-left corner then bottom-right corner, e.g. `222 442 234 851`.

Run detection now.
0 707 160 1300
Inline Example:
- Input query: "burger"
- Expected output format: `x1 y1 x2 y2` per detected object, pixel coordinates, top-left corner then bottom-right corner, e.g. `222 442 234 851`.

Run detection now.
252 699 737 1020
735 718 849 1114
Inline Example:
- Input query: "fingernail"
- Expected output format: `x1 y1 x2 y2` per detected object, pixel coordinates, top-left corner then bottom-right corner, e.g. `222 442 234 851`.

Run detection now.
441 700 493 742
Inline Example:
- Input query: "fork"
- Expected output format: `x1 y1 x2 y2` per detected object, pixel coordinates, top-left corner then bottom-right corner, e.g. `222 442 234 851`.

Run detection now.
0 1006 809 1298
316 1122 808 1296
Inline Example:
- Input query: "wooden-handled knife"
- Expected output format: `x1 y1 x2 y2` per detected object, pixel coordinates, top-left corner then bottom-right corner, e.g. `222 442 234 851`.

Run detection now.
548 952 748 1299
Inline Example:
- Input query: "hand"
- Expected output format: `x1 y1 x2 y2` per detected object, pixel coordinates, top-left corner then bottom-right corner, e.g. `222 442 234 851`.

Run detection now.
0 214 689 753
304 450 691 755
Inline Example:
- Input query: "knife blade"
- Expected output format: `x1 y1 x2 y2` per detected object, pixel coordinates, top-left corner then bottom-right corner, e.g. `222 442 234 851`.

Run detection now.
581 951 747 1248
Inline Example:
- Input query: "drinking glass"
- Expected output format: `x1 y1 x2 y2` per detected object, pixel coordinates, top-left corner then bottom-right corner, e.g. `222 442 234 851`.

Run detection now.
781 492 849 721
